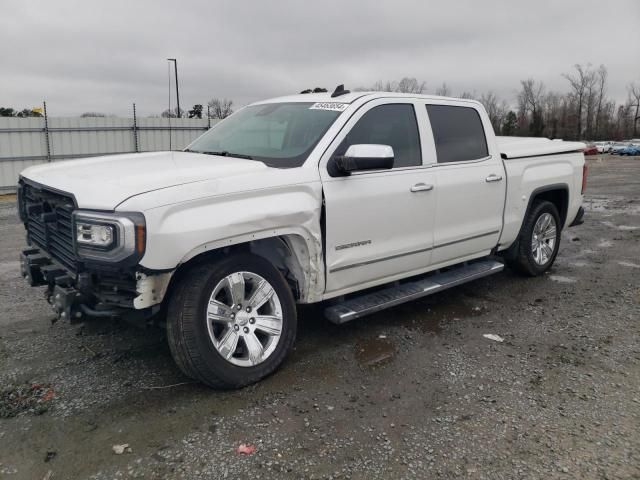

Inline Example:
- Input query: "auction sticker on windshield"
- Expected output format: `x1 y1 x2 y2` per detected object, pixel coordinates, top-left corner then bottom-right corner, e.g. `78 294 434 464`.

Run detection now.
309 102 348 112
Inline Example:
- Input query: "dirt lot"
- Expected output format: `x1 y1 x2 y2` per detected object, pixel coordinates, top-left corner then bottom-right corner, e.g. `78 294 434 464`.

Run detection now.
0 155 638 480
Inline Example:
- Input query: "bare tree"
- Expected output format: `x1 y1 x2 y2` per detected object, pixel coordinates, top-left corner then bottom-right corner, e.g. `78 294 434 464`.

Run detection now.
370 80 397 92
207 98 234 119
543 91 562 139
629 82 640 137
593 65 608 138
519 79 546 136
435 82 451 96
563 64 596 140
459 91 477 100
309 68 636 140
396 77 427 94
479 91 507 133
584 69 599 138
161 107 181 118
362 78 426 93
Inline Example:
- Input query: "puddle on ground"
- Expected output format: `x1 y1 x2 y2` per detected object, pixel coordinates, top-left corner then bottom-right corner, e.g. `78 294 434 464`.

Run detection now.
355 337 395 367
617 261 640 269
602 221 639 231
394 310 443 335
569 261 590 267
549 275 577 284
585 197 640 215
392 298 485 335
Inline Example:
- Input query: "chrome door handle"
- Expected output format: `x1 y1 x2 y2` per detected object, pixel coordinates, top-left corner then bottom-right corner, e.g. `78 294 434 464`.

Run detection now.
410 183 434 192
485 174 503 183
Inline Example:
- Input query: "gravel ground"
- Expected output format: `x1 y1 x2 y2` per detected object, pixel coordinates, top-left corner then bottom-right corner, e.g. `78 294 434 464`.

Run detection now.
0 155 638 480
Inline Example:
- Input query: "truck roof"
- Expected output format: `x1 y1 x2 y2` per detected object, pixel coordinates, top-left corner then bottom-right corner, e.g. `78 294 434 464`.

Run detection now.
253 91 481 106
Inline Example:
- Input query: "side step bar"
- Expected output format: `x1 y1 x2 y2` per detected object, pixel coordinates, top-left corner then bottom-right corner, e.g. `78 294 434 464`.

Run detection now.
324 259 504 324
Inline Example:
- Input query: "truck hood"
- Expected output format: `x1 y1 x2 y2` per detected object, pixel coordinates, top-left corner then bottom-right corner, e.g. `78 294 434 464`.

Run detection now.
20 151 269 210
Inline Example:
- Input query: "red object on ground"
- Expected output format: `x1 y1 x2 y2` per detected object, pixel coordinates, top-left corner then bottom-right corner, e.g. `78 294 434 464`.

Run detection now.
236 444 256 455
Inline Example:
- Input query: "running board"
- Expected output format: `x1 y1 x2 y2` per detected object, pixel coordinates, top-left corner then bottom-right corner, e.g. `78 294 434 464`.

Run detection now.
324 259 504 324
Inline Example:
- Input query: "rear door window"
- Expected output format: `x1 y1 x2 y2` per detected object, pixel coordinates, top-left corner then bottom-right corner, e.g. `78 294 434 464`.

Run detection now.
426 105 488 163
336 104 422 168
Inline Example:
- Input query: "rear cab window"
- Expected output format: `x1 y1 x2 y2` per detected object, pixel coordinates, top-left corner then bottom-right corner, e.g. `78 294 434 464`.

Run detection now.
426 105 488 163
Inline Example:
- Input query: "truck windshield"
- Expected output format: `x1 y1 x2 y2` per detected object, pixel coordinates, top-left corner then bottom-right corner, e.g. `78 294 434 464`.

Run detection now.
186 102 343 168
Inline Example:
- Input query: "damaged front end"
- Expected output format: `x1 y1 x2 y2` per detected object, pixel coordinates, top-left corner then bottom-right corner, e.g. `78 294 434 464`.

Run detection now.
20 248 166 323
18 179 170 324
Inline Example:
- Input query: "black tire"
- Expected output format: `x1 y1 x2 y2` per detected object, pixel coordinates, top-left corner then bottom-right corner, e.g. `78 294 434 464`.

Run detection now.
507 200 561 276
166 253 297 389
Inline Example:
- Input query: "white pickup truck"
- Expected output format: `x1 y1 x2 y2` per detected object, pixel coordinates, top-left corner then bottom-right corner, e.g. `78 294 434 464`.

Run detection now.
18 86 587 388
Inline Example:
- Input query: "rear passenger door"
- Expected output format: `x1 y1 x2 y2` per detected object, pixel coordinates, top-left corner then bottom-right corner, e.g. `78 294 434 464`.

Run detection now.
423 103 505 266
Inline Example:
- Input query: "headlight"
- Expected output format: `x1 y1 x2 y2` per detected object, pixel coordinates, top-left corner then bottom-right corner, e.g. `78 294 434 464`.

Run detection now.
76 223 115 248
73 211 146 265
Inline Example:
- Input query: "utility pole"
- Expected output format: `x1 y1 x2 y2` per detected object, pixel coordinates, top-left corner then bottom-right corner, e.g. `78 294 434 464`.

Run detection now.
167 58 180 118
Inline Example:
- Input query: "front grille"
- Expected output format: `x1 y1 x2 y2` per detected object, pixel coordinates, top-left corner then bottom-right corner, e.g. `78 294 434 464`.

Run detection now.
21 182 77 272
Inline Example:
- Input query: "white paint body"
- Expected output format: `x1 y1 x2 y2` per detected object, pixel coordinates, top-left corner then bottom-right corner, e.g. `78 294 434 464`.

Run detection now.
21 92 585 307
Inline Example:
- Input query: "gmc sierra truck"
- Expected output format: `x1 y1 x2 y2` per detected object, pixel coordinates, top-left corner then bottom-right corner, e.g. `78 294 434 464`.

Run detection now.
18 86 587 388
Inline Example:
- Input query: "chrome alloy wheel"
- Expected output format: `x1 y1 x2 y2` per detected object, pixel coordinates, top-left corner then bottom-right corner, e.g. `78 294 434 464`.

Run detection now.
206 271 283 367
531 213 557 266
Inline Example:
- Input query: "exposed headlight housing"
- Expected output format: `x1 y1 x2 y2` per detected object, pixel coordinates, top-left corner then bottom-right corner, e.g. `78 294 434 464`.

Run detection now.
76 223 115 248
73 211 146 265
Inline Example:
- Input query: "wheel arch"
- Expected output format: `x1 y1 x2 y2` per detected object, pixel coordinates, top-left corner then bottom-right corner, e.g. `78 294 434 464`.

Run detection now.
525 184 569 229
164 233 322 306
502 184 568 263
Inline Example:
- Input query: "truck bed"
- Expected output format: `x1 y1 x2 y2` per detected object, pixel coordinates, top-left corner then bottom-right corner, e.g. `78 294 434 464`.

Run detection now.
497 137 585 250
497 136 585 159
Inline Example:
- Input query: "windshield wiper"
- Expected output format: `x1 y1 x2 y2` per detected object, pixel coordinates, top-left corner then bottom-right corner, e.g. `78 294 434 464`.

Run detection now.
185 149 254 160
199 150 254 160
213 151 253 160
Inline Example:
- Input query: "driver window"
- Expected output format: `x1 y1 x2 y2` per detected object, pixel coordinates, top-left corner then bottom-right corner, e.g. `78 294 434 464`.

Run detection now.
335 104 422 168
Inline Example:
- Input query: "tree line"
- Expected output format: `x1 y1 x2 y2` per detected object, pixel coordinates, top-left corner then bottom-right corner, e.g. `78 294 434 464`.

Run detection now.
0 99 236 121
3 63 638 140
0 107 43 117
160 98 234 120
357 64 640 140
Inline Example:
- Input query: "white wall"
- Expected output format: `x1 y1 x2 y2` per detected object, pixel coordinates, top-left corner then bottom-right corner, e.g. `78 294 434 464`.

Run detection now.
0 117 217 192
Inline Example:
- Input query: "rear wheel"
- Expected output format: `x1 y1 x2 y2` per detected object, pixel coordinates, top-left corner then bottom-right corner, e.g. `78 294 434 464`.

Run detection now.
166 253 297 388
507 200 561 276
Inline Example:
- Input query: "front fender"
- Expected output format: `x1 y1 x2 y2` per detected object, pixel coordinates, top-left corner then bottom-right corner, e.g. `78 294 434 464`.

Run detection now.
132 182 325 300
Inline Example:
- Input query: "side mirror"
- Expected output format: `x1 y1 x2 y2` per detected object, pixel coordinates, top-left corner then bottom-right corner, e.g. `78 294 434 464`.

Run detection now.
329 144 394 176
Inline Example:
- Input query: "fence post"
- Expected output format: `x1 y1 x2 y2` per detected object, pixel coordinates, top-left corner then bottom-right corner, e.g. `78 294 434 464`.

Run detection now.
43 101 51 162
132 103 139 153
207 105 211 129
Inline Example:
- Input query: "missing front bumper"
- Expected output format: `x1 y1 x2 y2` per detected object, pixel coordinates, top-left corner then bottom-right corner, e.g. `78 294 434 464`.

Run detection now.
20 248 149 323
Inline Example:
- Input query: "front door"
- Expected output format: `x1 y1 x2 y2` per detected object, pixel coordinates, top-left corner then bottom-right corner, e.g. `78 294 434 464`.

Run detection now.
321 100 437 295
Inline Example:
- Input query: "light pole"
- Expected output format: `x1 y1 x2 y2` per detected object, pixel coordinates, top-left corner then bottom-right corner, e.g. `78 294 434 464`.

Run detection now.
167 58 180 118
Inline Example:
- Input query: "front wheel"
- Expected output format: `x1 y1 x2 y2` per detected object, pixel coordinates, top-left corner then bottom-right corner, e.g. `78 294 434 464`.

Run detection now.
166 253 297 389
507 200 561 276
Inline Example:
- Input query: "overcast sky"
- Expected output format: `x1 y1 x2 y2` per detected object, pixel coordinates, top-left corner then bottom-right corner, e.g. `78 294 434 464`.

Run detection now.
1 0 639 117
